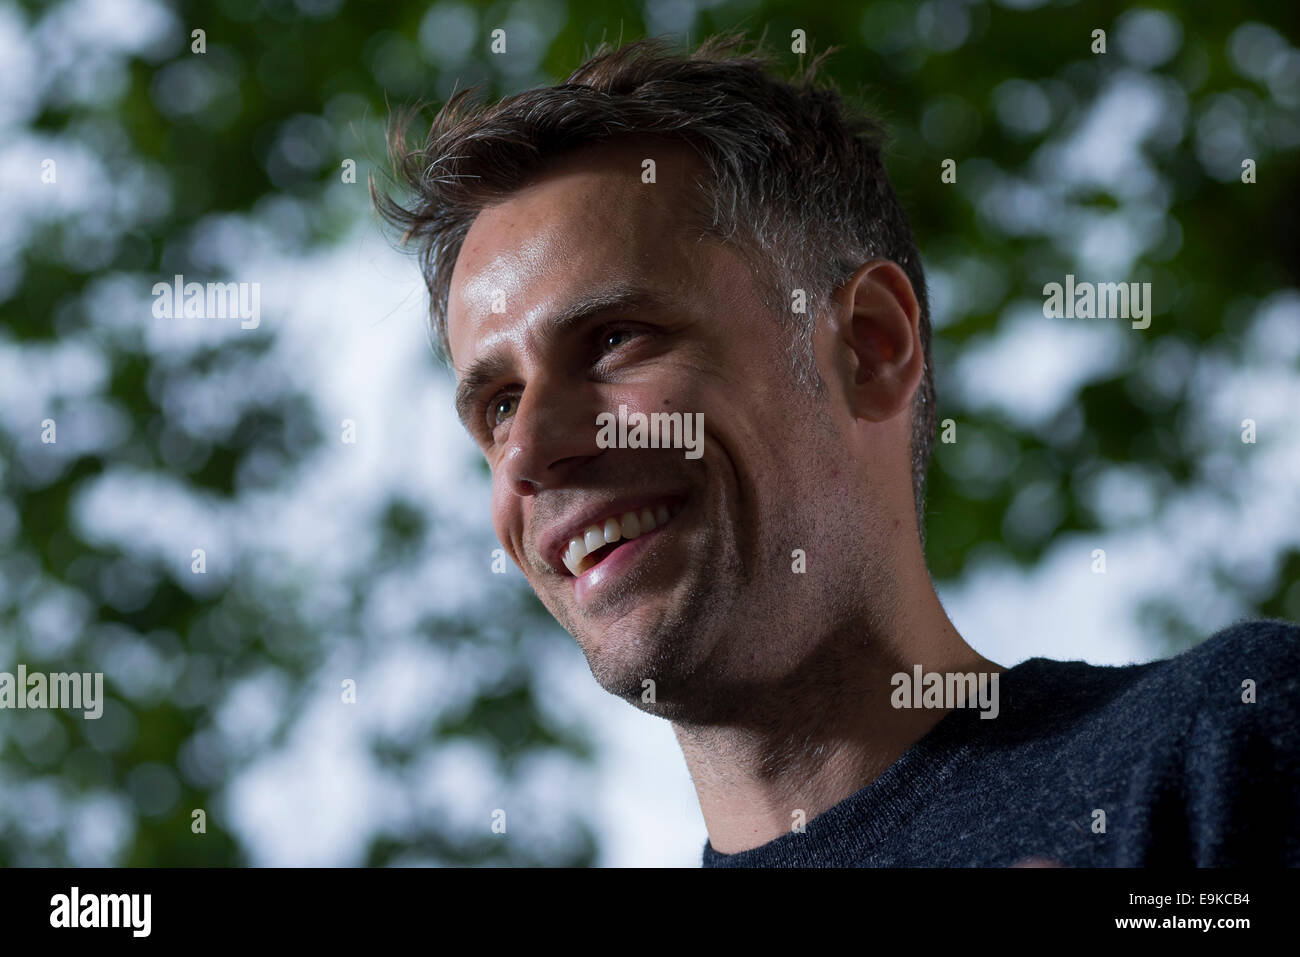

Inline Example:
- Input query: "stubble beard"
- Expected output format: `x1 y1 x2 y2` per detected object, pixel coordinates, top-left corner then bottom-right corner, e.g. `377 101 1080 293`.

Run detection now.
553 526 755 720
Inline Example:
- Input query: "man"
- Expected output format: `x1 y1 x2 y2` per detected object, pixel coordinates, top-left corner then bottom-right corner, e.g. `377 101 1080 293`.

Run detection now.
377 35 1299 866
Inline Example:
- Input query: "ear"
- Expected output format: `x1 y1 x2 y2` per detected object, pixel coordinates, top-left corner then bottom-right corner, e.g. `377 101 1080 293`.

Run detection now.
828 259 924 423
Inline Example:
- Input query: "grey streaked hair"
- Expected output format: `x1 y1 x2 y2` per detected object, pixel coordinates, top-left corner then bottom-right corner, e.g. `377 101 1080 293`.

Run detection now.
374 33 937 537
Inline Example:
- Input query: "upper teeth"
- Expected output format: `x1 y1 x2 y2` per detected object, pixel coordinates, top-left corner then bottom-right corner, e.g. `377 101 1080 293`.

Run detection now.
562 503 680 576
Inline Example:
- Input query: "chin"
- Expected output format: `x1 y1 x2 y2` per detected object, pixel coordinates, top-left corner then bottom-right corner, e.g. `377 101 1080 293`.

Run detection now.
579 613 696 705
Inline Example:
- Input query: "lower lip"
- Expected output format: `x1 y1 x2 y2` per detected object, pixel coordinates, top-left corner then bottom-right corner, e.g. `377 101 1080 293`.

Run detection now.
571 520 673 604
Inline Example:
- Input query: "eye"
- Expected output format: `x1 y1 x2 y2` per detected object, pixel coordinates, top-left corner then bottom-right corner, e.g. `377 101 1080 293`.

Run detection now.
601 327 640 351
487 393 519 429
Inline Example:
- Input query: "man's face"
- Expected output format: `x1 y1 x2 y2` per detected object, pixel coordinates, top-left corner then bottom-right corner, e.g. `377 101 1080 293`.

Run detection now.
447 141 882 718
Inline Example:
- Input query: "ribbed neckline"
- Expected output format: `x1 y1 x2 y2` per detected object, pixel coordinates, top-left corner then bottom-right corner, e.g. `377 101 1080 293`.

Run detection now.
702 657 1050 867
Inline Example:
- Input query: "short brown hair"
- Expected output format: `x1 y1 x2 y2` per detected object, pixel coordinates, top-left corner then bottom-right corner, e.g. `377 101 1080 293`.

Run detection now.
375 33 937 535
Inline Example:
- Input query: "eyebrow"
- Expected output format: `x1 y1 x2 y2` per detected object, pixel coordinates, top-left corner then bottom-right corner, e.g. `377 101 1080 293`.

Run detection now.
453 284 665 431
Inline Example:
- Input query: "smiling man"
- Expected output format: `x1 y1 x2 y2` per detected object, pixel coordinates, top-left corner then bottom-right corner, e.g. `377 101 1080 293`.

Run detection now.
378 35 1300 867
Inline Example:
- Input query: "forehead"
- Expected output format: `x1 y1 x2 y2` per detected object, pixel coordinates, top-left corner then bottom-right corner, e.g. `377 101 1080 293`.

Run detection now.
446 140 705 369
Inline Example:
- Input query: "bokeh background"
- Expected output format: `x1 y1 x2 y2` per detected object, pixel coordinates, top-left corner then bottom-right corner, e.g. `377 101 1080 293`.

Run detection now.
1 0 1298 866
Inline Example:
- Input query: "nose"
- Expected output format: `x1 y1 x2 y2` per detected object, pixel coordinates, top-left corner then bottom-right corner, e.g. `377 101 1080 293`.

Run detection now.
499 376 599 496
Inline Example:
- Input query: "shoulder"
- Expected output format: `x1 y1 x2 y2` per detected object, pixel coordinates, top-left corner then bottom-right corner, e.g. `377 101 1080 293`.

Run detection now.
1104 618 1300 738
1006 620 1300 865
1177 618 1300 739
1164 619 1300 863
1180 617 1300 672
1006 618 1300 744
1092 617 1300 701
1162 617 1300 716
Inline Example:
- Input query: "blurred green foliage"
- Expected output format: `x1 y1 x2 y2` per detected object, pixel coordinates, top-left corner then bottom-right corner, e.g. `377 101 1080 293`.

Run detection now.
2 0 1297 865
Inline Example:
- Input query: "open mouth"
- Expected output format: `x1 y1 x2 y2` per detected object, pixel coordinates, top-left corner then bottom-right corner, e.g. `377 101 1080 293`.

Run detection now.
561 501 684 577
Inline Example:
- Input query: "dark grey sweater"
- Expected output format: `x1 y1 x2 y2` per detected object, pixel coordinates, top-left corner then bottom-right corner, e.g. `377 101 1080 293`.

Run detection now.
702 619 1300 867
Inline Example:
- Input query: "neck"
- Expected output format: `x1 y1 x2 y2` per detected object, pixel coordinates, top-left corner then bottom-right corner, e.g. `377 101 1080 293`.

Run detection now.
673 577 999 855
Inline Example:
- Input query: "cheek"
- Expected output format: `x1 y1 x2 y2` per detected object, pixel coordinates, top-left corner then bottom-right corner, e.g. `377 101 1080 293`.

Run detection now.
609 366 713 420
489 479 521 557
